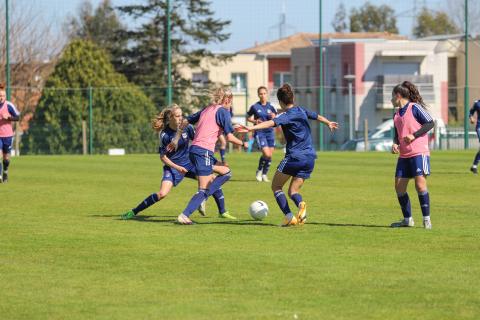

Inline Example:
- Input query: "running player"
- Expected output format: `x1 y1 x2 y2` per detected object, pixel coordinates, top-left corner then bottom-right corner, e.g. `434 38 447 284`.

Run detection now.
469 99 480 174
176 87 248 225
390 81 435 229
0 84 20 183
247 86 277 182
121 105 228 220
246 84 338 226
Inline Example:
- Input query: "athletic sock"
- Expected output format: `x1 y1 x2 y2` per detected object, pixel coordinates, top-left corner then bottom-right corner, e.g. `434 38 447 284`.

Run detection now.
207 171 232 195
290 193 303 207
418 191 430 218
132 193 159 215
262 158 272 175
212 188 226 214
220 149 226 163
183 189 208 217
474 151 480 166
3 159 10 172
397 192 412 219
257 157 266 171
274 190 292 215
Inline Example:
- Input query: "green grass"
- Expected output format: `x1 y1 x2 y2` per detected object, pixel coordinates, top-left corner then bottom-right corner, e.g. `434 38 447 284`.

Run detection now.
1 151 479 319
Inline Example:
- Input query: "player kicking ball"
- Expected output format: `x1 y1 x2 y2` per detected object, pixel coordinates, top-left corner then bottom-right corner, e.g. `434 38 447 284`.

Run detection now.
245 84 338 227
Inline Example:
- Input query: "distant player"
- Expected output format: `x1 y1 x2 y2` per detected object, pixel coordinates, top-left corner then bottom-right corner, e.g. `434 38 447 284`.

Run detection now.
121 105 226 220
176 87 248 225
246 84 338 226
0 84 20 183
391 81 434 229
247 86 277 182
469 99 480 174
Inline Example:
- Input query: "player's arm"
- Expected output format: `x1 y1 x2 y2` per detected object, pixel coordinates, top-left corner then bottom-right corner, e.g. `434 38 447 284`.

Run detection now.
217 108 248 148
469 103 478 124
248 120 275 131
160 154 187 174
392 127 400 154
404 105 434 144
301 107 338 132
246 106 260 124
5 104 20 121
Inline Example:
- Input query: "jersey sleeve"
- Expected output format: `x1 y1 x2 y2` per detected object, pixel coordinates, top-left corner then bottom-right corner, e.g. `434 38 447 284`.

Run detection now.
301 107 319 120
273 113 288 126
412 104 433 124
187 110 202 124
158 131 172 155
186 125 195 140
269 104 278 115
7 103 20 117
215 108 234 134
247 105 256 117
470 101 480 117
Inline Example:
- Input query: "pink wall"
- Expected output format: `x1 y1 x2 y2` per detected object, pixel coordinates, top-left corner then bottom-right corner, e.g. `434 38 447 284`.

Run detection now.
268 57 291 88
340 43 365 95
441 81 448 123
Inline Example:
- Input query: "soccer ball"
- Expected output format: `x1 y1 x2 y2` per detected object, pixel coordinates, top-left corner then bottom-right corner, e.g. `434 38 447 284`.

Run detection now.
249 200 269 220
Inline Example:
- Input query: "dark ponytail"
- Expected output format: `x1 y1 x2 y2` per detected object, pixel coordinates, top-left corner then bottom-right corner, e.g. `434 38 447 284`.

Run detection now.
277 83 294 105
392 81 427 109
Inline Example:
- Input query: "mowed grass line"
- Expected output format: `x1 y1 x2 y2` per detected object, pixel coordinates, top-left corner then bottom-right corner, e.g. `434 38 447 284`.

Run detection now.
0 152 479 319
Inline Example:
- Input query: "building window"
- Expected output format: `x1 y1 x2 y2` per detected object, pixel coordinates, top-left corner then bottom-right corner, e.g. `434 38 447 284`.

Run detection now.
192 72 209 87
231 73 247 92
293 66 299 86
274 72 292 89
306 66 311 88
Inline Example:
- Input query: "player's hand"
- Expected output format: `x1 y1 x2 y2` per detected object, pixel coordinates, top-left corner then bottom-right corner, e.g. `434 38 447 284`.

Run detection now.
166 142 176 153
177 166 188 174
243 141 249 149
256 119 263 124
328 121 339 132
403 134 415 144
392 144 399 154
470 117 475 125
179 119 188 130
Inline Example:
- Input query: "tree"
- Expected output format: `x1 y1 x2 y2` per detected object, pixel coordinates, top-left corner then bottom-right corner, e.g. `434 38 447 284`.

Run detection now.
114 0 231 109
349 2 398 33
413 8 459 38
332 3 348 33
448 0 480 35
66 0 126 62
22 40 157 155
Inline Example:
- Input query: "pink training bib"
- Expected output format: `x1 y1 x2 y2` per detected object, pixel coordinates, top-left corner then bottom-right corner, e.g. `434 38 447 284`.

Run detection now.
0 101 14 138
192 104 224 152
394 103 430 158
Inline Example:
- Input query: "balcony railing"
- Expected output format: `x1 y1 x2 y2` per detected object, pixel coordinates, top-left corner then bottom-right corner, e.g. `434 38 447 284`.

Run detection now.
375 75 435 109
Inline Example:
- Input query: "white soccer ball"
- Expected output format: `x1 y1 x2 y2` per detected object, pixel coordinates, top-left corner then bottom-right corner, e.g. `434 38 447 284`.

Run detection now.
249 200 269 220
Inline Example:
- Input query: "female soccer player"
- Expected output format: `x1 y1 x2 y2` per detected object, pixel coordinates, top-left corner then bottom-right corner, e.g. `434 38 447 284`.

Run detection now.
0 84 20 183
121 105 228 220
216 106 233 166
176 87 248 225
246 84 338 226
390 81 435 229
469 99 480 174
247 86 277 182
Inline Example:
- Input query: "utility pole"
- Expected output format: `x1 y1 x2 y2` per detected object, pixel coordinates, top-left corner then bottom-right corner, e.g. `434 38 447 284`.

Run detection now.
464 0 469 149
166 0 172 105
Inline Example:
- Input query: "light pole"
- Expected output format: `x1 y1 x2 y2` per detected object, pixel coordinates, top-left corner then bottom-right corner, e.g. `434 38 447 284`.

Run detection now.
166 0 172 105
318 0 324 151
5 0 11 100
344 74 355 140
464 0 469 149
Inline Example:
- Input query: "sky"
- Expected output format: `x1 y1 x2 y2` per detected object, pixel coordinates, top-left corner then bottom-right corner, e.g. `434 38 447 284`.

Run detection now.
7 0 452 52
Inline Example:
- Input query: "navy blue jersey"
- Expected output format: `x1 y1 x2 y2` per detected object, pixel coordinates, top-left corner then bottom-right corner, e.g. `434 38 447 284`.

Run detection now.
2 102 20 117
248 102 277 135
187 106 234 134
159 125 195 167
273 106 318 159
398 102 433 124
469 100 480 128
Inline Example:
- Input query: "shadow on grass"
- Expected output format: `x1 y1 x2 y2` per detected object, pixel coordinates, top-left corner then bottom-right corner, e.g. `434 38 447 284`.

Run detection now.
314 222 390 229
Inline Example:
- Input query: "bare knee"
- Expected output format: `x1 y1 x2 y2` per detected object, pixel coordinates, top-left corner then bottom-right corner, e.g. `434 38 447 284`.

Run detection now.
157 191 168 200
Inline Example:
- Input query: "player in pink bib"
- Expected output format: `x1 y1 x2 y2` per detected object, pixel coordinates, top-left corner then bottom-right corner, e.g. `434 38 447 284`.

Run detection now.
391 81 434 229
0 85 20 183
177 87 248 225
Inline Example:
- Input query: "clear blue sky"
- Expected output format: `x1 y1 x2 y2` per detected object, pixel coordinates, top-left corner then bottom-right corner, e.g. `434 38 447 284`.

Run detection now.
17 0 450 52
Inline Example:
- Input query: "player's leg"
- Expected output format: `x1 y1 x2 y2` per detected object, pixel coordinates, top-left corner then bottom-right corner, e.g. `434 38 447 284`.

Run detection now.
260 146 273 182
392 177 414 227
255 135 266 181
0 142 3 183
218 134 227 166
415 155 431 229
471 128 480 174
288 177 307 224
210 164 236 219
178 174 211 224
0 138 11 183
271 167 297 226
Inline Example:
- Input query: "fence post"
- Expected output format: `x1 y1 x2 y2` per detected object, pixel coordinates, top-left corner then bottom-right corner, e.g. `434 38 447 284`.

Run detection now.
446 128 450 150
364 119 368 151
88 86 93 154
82 120 87 155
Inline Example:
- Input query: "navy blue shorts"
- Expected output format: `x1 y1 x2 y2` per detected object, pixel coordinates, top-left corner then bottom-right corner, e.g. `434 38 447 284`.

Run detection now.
277 156 315 179
0 136 13 154
189 145 218 176
162 162 197 187
395 154 430 178
255 133 275 149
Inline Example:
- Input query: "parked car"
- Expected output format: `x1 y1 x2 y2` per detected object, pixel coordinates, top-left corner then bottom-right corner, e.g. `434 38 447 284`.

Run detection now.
340 118 446 152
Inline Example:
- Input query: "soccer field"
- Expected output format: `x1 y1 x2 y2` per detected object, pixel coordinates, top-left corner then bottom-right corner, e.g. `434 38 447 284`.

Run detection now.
1 151 479 319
